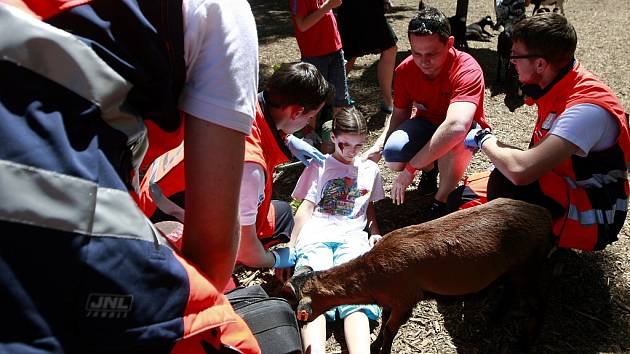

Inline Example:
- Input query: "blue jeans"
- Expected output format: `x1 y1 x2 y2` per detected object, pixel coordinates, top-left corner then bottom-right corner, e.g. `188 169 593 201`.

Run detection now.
303 50 352 107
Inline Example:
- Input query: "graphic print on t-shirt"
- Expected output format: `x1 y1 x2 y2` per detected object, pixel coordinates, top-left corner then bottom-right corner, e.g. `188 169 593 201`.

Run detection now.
317 176 368 217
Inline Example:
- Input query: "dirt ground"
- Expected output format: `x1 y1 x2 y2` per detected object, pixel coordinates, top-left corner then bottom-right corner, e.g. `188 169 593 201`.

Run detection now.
249 0 630 352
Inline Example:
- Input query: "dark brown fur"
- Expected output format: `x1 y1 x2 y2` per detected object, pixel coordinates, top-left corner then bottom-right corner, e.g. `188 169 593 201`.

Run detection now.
285 198 553 354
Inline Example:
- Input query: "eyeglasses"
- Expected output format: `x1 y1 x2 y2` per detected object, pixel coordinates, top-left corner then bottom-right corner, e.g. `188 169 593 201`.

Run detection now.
509 54 545 60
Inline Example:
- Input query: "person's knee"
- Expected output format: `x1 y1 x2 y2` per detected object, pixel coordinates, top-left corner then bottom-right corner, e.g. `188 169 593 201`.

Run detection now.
382 130 412 163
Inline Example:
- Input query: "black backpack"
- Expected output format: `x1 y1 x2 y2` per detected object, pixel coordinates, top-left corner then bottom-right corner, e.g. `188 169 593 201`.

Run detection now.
226 285 303 354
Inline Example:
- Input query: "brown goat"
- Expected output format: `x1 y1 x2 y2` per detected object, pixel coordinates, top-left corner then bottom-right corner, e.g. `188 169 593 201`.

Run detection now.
283 198 553 354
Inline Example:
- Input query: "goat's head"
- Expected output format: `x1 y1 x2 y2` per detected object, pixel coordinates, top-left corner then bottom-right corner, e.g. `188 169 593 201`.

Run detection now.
280 266 317 323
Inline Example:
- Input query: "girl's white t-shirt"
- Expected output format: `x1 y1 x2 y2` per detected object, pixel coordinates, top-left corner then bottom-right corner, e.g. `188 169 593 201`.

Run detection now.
292 155 385 248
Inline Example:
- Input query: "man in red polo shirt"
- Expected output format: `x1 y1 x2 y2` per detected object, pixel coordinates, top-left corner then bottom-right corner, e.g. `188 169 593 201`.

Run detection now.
365 4 488 219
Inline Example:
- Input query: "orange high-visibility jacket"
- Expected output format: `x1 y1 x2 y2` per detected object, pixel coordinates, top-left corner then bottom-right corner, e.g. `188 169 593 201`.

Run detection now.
527 62 630 250
139 98 291 244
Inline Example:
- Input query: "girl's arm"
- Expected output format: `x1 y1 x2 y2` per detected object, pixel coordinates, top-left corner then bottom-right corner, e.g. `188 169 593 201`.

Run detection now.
293 0 341 32
289 199 316 247
367 202 383 247
366 202 381 237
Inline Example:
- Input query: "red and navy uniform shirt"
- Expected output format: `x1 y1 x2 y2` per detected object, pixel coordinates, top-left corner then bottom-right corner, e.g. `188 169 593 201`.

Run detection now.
0 1 260 353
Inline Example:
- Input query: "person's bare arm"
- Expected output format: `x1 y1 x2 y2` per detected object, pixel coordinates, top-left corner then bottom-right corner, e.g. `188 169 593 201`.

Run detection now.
366 201 383 246
407 101 476 169
288 199 316 247
182 114 244 290
366 202 381 236
293 0 342 32
481 133 579 185
237 224 276 268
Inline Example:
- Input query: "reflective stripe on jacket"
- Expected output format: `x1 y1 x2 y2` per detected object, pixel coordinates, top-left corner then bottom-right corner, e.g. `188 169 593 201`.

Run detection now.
0 2 259 353
139 96 291 245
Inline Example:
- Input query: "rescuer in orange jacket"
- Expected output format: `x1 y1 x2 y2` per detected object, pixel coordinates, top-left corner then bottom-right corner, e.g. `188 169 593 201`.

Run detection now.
462 13 630 251
139 62 334 268
0 1 263 353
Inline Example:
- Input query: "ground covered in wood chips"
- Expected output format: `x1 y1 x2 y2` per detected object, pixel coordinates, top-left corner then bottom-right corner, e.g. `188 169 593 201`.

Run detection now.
243 0 630 352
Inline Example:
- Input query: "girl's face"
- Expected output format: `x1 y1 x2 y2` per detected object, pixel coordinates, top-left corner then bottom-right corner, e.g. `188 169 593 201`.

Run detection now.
331 132 366 164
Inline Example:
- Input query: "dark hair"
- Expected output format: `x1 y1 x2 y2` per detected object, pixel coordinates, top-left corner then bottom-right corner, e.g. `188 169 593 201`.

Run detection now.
512 12 576 68
332 106 367 136
266 62 334 112
408 4 451 43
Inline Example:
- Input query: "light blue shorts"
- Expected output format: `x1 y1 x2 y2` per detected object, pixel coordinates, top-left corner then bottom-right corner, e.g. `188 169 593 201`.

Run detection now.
295 241 381 321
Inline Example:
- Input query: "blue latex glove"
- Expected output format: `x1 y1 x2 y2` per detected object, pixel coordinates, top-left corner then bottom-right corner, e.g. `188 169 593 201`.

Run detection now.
286 134 326 166
464 128 494 152
272 247 297 268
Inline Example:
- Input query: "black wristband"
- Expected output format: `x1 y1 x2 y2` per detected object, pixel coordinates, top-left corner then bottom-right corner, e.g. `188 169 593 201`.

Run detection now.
474 128 493 147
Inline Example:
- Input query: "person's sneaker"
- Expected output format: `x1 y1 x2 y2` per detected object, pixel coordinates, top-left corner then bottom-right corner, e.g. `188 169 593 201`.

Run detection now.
425 199 447 221
417 167 438 195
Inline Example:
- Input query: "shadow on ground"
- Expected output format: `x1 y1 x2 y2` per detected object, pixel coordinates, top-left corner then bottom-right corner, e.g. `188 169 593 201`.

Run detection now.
437 249 630 353
250 0 295 46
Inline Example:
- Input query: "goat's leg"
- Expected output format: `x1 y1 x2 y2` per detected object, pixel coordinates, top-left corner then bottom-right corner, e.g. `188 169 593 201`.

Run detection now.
507 261 548 350
489 274 513 323
370 308 390 354
379 306 415 354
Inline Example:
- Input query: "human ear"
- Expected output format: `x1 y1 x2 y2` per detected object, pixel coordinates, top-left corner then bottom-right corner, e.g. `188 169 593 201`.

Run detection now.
290 105 305 120
446 36 455 48
535 57 548 73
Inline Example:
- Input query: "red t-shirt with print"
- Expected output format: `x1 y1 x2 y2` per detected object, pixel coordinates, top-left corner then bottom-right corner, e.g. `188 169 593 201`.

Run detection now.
289 0 342 57
393 48 488 127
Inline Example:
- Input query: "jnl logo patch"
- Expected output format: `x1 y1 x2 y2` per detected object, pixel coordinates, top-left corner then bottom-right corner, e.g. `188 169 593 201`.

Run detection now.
86 293 133 318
